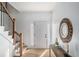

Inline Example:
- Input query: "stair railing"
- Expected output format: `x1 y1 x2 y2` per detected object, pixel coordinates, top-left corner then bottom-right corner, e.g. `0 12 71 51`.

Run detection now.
0 2 23 57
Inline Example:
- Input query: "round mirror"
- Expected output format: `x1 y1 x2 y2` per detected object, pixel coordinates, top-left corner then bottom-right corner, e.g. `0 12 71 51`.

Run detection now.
59 18 73 43
60 23 68 38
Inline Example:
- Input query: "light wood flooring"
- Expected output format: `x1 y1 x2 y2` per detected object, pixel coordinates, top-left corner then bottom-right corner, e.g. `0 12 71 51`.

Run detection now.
22 48 56 57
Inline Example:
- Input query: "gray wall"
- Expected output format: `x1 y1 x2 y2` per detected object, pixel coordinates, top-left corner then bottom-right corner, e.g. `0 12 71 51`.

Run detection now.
15 12 52 48
52 2 79 56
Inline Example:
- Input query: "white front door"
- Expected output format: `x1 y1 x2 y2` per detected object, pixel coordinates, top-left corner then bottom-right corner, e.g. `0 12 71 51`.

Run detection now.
34 21 49 48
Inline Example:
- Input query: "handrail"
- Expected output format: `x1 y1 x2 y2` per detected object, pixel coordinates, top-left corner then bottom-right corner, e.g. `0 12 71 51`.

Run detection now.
0 2 23 57
15 31 20 37
0 2 14 22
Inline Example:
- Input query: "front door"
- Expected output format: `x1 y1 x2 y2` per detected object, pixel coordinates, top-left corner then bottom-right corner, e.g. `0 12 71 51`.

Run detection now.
34 21 49 48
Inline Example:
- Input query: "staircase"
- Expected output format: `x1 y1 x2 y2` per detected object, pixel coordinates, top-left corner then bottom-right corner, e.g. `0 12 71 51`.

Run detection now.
0 2 24 57
0 26 13 57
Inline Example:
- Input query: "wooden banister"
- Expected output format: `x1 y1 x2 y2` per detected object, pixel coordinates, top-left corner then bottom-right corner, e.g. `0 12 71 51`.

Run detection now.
20 33 23 56
12 18 16 45
15 32 23 56
0 2 23 57
12 18 15 38
14 31 20 37
0 2 14 22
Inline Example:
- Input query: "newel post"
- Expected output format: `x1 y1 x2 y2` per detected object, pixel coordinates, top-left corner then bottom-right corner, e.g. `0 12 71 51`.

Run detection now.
12 17 16 44
20 33 23 57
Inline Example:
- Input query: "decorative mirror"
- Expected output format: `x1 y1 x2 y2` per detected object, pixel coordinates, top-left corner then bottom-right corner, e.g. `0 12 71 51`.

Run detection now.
59 18 73 43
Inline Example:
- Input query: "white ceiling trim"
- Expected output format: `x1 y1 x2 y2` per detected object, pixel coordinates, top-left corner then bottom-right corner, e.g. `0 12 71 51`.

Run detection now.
9 2 56 12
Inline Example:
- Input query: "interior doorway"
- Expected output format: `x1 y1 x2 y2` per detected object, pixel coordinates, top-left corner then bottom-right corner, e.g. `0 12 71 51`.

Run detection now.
33 21 50 48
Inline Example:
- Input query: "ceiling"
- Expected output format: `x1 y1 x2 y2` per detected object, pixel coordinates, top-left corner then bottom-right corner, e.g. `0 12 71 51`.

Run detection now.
9 2 56 12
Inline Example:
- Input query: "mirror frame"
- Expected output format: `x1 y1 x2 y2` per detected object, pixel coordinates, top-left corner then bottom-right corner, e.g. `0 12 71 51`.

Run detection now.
59 18 73 43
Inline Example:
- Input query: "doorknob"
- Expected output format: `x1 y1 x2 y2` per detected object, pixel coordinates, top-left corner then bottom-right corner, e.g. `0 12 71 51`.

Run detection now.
45 34 47 38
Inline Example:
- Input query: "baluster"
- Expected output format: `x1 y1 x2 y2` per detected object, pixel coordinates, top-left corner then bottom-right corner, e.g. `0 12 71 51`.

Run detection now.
1 3 2 26
13 18 16 44
20 33 23 57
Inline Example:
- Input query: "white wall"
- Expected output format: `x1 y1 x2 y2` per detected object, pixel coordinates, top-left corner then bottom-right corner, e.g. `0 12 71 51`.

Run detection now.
15 12 52 48
52 2 79 56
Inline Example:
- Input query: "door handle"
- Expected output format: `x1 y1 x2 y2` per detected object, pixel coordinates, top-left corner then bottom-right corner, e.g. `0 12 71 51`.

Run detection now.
45 34 47 38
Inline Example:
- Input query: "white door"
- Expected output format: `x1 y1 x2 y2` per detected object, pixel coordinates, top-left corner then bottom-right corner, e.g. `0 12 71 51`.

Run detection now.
34 21 49 48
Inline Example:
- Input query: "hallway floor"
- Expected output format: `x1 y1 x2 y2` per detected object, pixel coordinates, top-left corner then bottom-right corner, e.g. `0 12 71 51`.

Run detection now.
22 48 56 57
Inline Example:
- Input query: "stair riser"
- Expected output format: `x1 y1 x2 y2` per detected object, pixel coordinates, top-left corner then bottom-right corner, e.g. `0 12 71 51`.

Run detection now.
0 26 5 32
